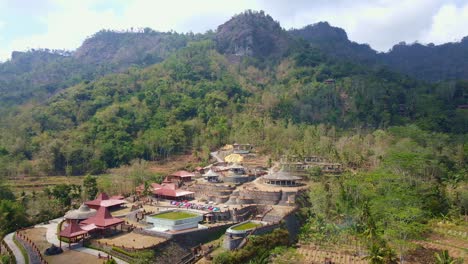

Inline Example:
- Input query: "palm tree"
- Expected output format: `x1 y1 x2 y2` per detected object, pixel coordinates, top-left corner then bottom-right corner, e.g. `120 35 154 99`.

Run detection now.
363 243 385 264
434 250 457 264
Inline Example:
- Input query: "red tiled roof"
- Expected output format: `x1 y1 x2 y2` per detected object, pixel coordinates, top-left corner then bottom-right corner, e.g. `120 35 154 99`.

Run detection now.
136 183 163 192
95 192 109 200
170 170 195 178
80 206 124 228
110 195 125 200
162 183 177 190
60 220 88 238
153 187 194 197
85 192 126 208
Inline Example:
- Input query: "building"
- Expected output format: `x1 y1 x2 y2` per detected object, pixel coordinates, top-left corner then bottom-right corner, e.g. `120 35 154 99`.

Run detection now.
85 192 126 210
263 170 302 187
203 169 220 183
152 183 195 200
80 206 124 232
232 143 253 154
59 204 96 248
146 210 203 232
165 170 195 183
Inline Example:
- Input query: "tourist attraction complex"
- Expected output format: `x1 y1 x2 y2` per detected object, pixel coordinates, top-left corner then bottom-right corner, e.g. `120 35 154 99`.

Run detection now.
3 143 344 263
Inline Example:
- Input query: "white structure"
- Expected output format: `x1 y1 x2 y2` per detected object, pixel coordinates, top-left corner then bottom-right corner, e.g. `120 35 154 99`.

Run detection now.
146 211 203 232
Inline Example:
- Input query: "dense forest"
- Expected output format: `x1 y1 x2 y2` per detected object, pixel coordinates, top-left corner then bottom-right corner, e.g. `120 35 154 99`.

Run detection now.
0 10 467 263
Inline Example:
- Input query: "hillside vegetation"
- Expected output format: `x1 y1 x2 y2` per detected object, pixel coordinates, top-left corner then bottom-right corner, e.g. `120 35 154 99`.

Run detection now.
0 10 466 263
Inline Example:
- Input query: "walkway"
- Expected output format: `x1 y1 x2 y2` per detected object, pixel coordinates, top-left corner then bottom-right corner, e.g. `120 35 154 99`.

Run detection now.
35 218 128 264
3 232 26 264
210 151 224 163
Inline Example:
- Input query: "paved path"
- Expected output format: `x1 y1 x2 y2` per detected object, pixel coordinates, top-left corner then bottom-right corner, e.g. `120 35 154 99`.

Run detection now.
35 218 128 264
3 232 26 264
210 151 223 163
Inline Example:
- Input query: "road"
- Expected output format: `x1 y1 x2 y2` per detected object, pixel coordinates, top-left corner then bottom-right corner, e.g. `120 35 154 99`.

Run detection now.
3 232 26 264
210 151 224 163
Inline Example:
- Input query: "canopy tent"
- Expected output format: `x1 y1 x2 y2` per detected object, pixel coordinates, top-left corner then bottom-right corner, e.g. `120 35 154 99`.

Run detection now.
224 153 244 163
220 144 234 151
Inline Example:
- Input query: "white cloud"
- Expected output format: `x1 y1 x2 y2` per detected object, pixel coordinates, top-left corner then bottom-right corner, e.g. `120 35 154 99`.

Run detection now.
256 0 446 51
421 3 468 44
0 0 255 61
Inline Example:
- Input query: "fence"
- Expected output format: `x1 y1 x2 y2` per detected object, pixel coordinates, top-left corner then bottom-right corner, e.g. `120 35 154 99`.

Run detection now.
16 230 48 264
0 237 16 264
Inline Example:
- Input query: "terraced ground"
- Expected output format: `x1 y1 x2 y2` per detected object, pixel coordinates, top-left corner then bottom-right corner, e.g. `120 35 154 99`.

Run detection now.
297 244 367 264
414 228 468 261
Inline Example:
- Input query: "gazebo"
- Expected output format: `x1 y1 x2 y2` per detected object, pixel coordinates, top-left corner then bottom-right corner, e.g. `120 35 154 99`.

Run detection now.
59 204 96 248
203 169 220 183
263 170 302 187
85 192 126 210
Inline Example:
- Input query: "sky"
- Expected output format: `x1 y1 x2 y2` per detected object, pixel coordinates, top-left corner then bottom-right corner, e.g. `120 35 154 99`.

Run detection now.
1 0 468 61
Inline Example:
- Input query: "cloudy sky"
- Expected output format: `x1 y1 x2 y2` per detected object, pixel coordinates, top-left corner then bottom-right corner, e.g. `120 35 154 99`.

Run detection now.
1 0 468 61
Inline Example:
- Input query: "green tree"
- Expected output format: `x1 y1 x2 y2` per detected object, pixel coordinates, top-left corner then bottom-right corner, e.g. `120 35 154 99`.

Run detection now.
83 175 98 200
0 200 29 236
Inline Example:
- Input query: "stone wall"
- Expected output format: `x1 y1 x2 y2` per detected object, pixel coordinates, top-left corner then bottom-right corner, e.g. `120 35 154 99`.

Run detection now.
239 189 282 204
172 224 233 248
188 183 235 203
223 234 244 250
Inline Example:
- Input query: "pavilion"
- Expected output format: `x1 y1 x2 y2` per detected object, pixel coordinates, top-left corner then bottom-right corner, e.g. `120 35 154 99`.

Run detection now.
203 169 220 183
152 183 195 201
80 206 124 232
263 169 302 187
59 204 96 248
85 192 126 210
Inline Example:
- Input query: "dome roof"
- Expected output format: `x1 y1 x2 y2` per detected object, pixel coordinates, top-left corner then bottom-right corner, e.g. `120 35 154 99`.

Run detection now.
263 169 302 181
64 204 97 220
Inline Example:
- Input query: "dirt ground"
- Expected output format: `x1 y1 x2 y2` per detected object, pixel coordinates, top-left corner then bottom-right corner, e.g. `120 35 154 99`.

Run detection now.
21 227 102 264
96 232 166 249
148 154 198 175
6 176 84 194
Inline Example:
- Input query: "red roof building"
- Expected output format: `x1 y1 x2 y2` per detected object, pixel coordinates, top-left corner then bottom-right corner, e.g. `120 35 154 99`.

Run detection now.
166 170 195 183
59 219 88 248
85 192 126 210
80 206 124 229
136 182 194 200
135 183 162 195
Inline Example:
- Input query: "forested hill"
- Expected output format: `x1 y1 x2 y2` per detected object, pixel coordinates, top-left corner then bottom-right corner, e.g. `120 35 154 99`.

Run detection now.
0 29 195 107
381 37 468 82
0 10 466 177
2 11 468 109
290 22 468 82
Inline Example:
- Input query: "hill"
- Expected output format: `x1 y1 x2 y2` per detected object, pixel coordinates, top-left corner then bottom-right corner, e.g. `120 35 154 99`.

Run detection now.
290 22 468 82
0 30 193 108
0 10 466 177
215 10 291 59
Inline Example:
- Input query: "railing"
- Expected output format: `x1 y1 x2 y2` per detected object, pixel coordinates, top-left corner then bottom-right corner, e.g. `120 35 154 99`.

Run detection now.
0 237 16 264
16 230 48 264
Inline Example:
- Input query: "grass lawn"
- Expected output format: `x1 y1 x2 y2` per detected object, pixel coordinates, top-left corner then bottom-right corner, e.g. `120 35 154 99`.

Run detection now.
231 221 262 231
152 211 198 220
